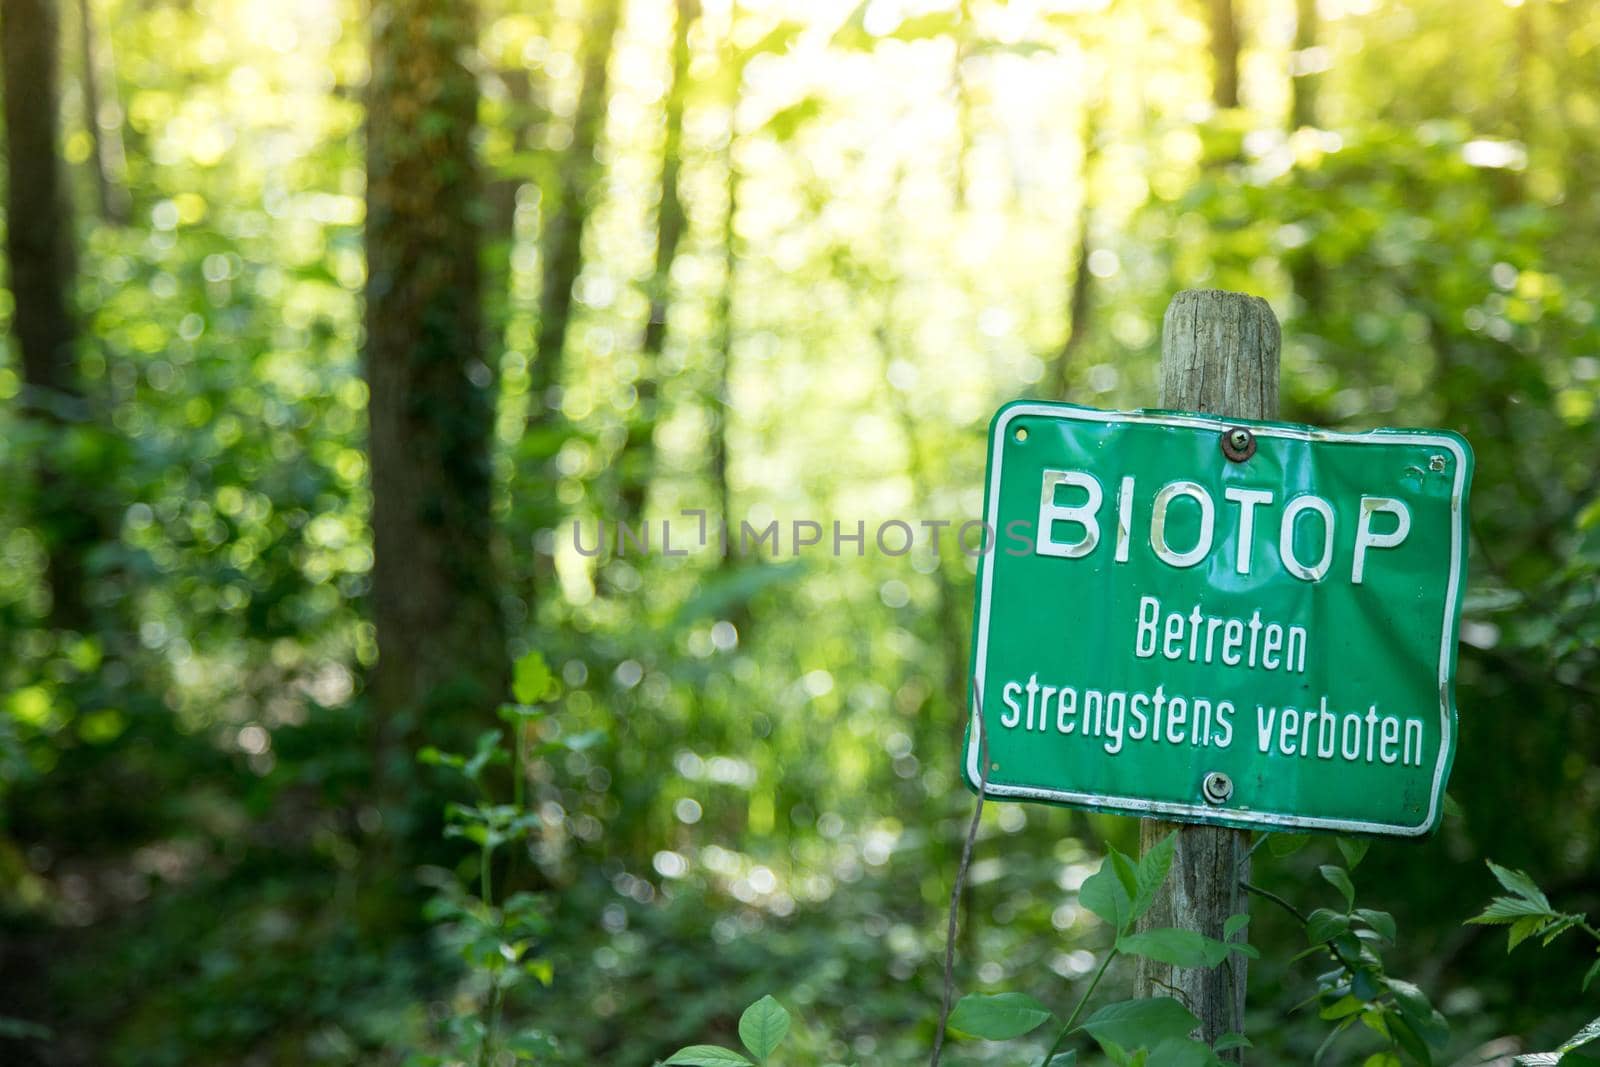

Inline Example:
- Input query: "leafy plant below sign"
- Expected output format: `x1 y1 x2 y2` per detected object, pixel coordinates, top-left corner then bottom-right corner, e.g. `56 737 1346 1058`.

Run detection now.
942 831 1253 1067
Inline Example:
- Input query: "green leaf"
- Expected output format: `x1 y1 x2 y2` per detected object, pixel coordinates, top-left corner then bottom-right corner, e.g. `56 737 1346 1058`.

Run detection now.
1508 914 1550 951
1582 957 1600 993
1337 838 1370 869
1080 852 1135 933
1387 1010 1434 1066
1320 865 1356 911
1118 928 1233 968
663 1046 754 1066
1213 1032 1252 1051
1078 997 1200 1050
947 992 1054 1040
512 651 554 705
1355 908 1397 942
1223 914 1250 940
738 995 790 1061
1146 1036 1216 1067
1132 831 1177 922
1486 861 1551 909
1043 1054 1077 1066
1387 979 1449 1048
1468 896 1559 924
1306 908 1350 945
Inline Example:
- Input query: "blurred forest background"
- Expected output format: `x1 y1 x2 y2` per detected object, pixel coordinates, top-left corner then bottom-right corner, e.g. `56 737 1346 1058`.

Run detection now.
0 0 1597 1063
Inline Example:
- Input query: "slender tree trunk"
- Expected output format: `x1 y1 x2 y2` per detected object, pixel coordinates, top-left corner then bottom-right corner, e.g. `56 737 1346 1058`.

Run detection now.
1289 0 1319 130
488 66 533 242
531 0 620 405
77 0 129 223
710 15 745 566
522 0 620 589
1051 99 1100 398
365 0 506 773
1288 0 1325 317
1208 0 1240 109
616 0 698 528
4 0 93 631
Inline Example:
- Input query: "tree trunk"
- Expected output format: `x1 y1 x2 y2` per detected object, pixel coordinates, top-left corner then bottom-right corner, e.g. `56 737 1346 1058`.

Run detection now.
1208 0 1240 109
616 0 698 528
525 0 621 578
1050 99 1100 398
1133 290 1278 1060
3 0 93 631
1288 0 1325 316
77 0 129 223
531 0 619 409
365 0 506 768
711 10 745 564
1289 0 1319 130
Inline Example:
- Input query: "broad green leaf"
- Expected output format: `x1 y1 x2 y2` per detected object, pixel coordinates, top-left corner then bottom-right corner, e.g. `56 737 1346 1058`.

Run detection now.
1132 831 1177 922
1319 995 1365 1021
1213 1032 1252 1051
511 651 554 705
1223 914 1250 940
738 995 790 1060
1078 997 1200 1051
663 1046 753 1066
1355 908 1397 942
1320 865 1356 911
1146 1036 1215 1067
1362 1054 1402 1067
1387 1010 1434 1066
1306 908 1350 945
1388 979 1449 1048
1118 928 1232 968
1080 853 1134 933
947 992 1054 1040
1337 838 1370 869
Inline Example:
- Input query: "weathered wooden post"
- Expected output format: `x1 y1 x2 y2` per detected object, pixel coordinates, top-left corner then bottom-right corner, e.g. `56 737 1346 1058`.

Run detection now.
1132 289 1280 1056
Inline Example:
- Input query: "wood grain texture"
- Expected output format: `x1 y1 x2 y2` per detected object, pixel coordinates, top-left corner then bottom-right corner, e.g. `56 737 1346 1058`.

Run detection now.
1136 289 1282 1060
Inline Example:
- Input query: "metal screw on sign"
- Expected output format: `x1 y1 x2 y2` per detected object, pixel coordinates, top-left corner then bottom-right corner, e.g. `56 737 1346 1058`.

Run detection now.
1202 772 1234 805
1220 427 1256 462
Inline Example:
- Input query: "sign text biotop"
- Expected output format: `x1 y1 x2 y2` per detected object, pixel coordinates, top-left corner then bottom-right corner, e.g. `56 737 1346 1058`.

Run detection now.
964 402 1473 836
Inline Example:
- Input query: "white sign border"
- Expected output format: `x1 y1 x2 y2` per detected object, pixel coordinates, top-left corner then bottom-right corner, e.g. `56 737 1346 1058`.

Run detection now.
964 402 1470 837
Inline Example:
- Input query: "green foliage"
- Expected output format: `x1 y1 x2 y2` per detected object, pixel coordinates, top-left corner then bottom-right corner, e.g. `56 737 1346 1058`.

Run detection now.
1249 840 1448 1066
664 994 797 1066
947 992 1053 1040
1468 861 1600 970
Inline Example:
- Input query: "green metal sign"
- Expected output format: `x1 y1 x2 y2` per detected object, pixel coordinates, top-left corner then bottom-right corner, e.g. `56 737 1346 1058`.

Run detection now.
964 401 1473 837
